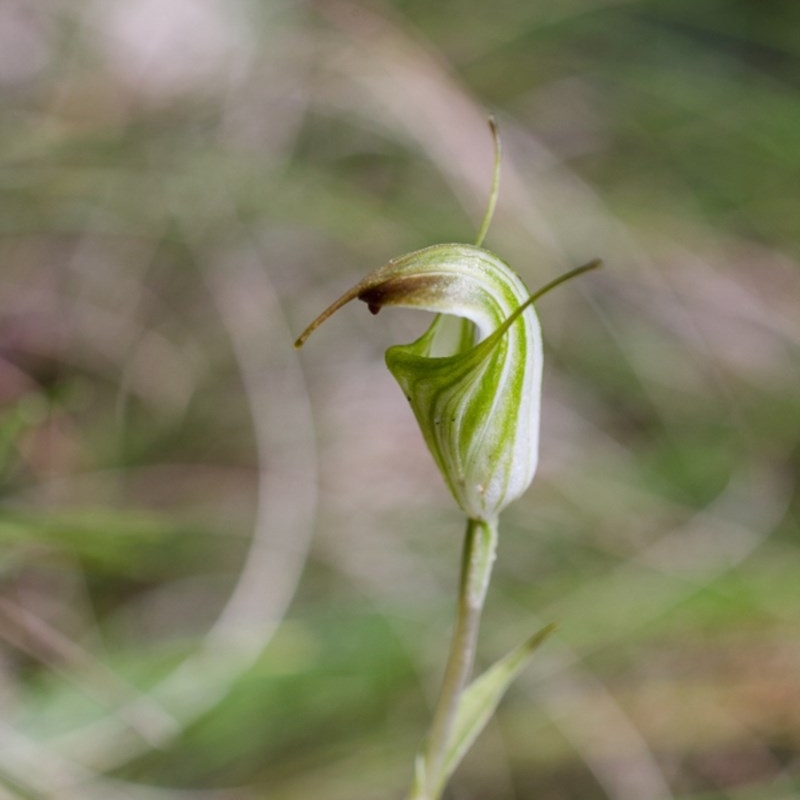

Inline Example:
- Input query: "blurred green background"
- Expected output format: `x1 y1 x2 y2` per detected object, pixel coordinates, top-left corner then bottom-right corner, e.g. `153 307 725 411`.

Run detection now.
1 1 798 798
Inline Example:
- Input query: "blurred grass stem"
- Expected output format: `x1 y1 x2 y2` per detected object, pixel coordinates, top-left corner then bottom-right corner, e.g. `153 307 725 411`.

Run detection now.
412 517 498 800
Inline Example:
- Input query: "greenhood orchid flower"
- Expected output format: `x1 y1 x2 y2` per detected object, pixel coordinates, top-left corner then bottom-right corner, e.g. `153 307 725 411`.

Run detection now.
296 242 544 522
294 118 599 523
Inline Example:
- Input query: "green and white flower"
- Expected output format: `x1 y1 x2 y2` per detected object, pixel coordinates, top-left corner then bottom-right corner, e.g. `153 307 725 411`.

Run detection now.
296 242 542 522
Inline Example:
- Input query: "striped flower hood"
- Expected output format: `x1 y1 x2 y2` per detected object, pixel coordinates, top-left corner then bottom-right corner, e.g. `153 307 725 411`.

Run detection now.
296 241 542 523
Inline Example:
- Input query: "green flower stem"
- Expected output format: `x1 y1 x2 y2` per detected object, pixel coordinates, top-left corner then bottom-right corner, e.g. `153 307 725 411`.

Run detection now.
411 517 499 800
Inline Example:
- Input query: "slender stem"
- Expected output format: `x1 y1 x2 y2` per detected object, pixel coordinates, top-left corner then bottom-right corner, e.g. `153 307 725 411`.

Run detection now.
410 517 498 800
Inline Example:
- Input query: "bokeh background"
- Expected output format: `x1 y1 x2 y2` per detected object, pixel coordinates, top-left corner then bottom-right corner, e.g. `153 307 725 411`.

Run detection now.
1 1 799 798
